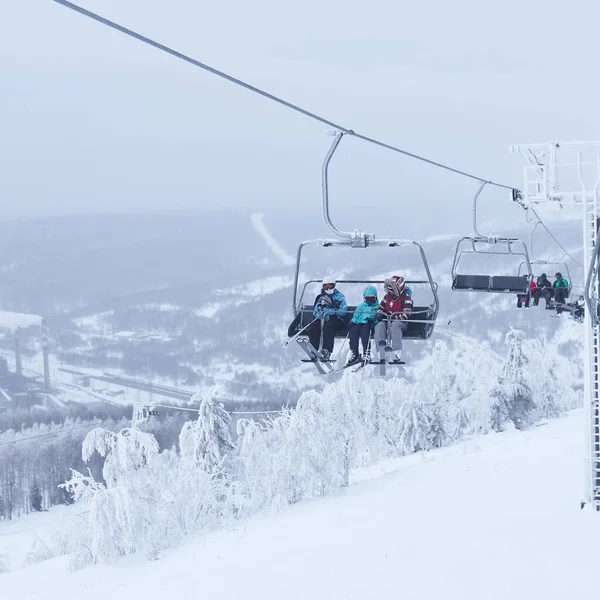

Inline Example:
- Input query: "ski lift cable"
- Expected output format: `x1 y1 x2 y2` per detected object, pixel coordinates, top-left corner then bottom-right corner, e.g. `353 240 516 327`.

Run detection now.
146 403 283 415
528 206 583 269
0 422 99 447
53 0 516 192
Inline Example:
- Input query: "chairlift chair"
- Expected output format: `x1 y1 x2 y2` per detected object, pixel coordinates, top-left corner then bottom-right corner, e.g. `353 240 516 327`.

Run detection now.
288 274 439 343
286 130 440 373
516 221 573 310
451 182 533 293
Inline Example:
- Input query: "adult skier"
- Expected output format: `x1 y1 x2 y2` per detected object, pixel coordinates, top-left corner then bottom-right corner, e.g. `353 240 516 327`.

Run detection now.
346 285 378 366
374 275 413 362
553 272 570 312
517 278 536 308
532 273 553 307
308 275 347 360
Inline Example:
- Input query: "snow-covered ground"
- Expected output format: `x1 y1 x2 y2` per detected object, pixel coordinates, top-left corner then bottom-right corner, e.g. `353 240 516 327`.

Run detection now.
0 310 42 333
1 410 597 599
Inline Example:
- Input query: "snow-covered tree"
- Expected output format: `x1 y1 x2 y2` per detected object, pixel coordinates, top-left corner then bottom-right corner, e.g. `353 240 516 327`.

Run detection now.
523 337 577 418
418 340 454 447
60 427 163 564
181 390 234 474
398 391 431 454
490 328 535 430
454 340 500 436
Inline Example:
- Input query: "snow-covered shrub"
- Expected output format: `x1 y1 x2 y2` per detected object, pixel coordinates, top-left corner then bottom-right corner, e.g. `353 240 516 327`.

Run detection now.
56 326 580 567
24 536 55 566
60 427 166 565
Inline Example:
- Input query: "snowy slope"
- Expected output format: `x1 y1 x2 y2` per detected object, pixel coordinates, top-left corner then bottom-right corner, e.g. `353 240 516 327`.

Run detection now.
1 410 598 599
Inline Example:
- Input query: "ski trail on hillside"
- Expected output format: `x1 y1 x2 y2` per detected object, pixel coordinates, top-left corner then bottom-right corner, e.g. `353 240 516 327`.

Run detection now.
251 213 295 266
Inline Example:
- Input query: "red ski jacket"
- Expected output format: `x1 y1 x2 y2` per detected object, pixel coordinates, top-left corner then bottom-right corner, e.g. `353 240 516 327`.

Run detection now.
379 292 413 320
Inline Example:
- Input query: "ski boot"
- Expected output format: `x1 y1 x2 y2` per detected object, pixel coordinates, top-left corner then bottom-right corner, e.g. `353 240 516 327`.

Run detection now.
345 351 360 367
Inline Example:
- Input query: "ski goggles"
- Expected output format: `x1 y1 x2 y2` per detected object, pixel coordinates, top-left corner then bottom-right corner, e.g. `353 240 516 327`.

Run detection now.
364 296 377 303
323 283 335 290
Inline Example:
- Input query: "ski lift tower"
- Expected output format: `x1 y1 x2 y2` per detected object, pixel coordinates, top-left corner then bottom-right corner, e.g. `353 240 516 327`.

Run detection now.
510 141 600 511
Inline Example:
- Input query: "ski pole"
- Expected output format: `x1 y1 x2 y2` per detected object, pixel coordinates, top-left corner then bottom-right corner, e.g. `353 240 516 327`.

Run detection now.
319 315 325 353
283 317 318 348
334 328 351 361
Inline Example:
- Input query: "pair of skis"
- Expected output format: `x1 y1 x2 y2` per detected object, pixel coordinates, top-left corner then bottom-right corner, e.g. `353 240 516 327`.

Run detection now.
296 334 405 377
296 336 370 375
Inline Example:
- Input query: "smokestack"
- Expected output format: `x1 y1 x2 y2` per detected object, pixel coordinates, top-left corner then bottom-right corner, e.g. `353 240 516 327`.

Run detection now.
14 328 22 378
41 318 50 392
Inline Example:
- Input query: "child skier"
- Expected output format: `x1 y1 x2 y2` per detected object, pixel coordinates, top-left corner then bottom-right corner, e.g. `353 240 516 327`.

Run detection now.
346 285 379 366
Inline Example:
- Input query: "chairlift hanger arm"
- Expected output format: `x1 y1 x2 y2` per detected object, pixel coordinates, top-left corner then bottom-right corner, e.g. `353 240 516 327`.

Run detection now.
472 181 488 238
322 132 352 240
321 131 376 243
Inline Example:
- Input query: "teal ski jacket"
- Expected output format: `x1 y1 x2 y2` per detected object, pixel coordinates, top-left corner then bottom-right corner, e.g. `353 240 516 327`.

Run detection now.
350 285 379 324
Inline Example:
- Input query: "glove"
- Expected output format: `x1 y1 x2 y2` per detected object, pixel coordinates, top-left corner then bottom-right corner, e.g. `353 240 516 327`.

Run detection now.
319 295 333 307
348 321 355 329
376 310 386 321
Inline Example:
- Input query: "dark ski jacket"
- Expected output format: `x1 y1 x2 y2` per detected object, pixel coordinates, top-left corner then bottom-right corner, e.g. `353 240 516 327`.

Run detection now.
536 276 552 289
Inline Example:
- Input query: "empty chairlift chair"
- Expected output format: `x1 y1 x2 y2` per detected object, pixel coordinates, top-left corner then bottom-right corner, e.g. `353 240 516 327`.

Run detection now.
451 182 533 293
452 238 532 293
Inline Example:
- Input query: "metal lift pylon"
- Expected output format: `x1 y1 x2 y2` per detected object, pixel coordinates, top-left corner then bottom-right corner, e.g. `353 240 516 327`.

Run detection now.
510 141 600 511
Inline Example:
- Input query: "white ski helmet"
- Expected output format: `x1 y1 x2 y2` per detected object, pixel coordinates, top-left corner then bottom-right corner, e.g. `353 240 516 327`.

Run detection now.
322 275 337 295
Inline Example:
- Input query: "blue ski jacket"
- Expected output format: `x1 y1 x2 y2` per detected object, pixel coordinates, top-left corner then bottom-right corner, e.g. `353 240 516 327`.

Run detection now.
350 300 379 324
313 289 348 321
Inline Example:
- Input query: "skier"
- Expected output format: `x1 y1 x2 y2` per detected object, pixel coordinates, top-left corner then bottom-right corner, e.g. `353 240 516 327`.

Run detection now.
308 276 347 360
532 273 553 307
517 278 536 308
565 295 585 323
346 285 379 366
553 272 570 313
374 275 413 363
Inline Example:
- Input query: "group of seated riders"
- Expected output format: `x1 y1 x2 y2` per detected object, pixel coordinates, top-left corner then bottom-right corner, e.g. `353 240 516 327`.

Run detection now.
307 275 412 366
516 272 584 320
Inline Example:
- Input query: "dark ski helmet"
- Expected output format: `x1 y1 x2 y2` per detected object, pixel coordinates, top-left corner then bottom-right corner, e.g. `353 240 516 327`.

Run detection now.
555 272 562 279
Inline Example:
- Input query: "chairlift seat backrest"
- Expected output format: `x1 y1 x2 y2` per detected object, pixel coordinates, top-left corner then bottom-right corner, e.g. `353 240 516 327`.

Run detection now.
288 304 436 341
452 274 530 293
451 235 532 294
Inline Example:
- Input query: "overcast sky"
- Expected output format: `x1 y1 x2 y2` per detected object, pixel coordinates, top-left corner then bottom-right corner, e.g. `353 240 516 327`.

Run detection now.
2 0 599 234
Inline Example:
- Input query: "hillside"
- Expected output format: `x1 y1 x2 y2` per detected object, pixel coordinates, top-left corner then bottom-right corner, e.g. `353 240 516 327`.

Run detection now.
1 409 597 599
0 210 585 405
